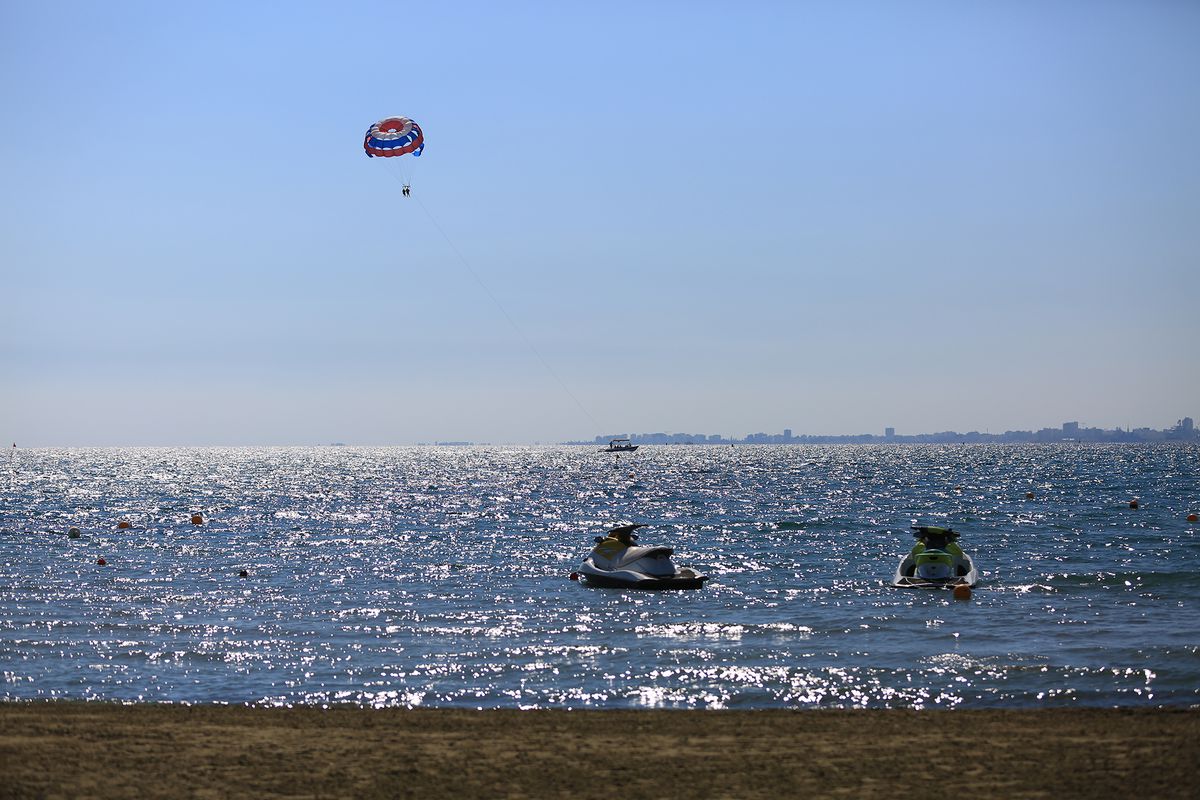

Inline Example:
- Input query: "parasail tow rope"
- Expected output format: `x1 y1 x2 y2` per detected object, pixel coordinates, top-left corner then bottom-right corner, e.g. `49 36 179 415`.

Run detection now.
405 186 604 437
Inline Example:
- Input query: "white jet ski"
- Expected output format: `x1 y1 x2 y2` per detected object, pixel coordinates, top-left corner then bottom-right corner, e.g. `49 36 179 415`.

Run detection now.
891 525 978 589
575 524 709 590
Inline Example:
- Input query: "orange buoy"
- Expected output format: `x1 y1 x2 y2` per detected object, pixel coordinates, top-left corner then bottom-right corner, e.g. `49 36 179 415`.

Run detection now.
1025 492 1035 499
1129 499 1139 509
953 584 972 601
190 514 204 525
117 521 132 529
1187 513 1198 523
97 558 107 566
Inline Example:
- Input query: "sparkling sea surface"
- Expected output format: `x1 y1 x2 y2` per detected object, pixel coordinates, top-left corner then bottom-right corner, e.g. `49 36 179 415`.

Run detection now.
2 444 1197 709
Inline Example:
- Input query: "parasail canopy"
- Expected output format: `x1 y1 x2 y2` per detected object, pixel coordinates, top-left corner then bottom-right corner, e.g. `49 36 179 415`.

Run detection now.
364 116 424 158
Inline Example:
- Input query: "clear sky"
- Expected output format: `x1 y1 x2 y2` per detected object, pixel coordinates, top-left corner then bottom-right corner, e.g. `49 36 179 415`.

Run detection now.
3 1 1198 446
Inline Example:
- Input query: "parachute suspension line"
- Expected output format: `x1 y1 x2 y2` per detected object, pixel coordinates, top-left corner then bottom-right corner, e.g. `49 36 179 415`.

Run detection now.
410 192 604 436
383 158 412 195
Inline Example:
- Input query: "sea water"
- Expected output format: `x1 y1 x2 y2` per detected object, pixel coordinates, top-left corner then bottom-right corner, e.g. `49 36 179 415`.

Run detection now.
1 444 1197 709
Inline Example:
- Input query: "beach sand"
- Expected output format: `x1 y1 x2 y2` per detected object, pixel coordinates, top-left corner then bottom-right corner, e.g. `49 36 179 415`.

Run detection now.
1 703 1196 799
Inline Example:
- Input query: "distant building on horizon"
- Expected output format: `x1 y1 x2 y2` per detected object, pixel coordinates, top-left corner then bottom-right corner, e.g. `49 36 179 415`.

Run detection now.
885 427 895 438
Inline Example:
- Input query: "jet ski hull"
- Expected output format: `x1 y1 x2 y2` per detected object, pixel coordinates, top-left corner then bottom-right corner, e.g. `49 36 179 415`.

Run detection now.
577 559 709 590
891 554 978 589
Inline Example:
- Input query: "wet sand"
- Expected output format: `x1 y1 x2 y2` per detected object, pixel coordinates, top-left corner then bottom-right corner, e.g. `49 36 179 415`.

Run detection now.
2 703 1197 799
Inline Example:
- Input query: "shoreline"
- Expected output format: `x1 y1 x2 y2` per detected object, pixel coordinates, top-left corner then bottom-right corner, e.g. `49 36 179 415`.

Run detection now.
2 703 1197 798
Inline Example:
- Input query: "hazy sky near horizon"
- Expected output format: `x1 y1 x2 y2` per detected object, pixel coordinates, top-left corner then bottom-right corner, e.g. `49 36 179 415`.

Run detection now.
3 1 1198 446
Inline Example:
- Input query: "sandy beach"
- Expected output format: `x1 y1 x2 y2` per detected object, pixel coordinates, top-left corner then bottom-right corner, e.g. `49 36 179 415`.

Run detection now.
1 703 1196 799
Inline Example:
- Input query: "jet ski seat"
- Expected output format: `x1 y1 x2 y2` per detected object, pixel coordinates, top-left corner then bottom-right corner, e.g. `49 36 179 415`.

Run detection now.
594 545 674 569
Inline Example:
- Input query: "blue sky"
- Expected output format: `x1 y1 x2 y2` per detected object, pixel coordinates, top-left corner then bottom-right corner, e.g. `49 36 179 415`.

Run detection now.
3 1 1197 445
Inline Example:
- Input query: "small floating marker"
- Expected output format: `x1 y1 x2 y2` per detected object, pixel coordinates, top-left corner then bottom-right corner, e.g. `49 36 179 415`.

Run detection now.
190 514 204 526
68 527 81 539
1188 513 1198 523
1025 492 1035 499
953 583 972 601
239 569 249 578
96 558 107 566
1129 499 1139 509
117 520 132 530
569 572 579 581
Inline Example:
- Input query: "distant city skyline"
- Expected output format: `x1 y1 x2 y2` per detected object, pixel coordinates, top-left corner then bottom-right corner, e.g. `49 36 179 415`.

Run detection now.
582 416 1198 446
9 416 1197 449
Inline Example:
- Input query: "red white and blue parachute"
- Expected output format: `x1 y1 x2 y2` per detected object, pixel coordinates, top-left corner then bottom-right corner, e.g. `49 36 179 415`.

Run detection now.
363 116 424 158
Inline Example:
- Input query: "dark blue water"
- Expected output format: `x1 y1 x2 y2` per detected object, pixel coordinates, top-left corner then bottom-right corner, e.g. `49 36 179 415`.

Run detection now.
2 444 1197 708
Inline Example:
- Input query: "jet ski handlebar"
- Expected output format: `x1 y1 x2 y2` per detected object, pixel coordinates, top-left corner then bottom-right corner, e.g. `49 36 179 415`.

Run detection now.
911 525 960 541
